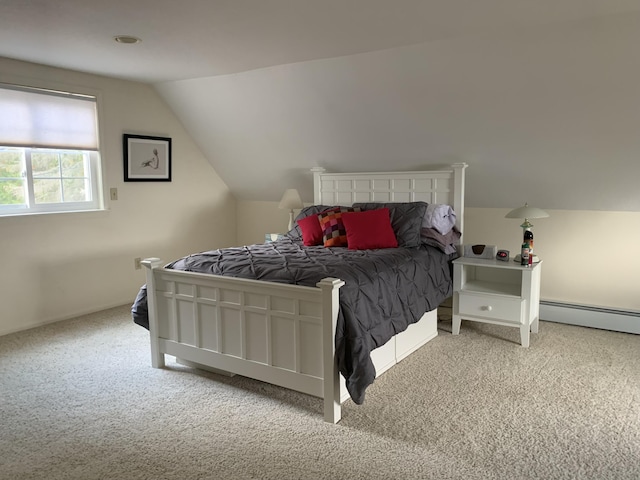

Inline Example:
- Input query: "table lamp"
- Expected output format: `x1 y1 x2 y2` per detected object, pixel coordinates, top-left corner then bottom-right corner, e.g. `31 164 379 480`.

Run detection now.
279 188 303 231
505 203 549 263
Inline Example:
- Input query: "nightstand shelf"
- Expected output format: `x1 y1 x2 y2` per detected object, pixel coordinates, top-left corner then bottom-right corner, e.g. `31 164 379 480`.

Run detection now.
462 280 521 297
452 257 542 347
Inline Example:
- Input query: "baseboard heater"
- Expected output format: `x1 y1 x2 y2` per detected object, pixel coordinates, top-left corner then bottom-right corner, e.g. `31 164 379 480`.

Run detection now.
540 301 640 335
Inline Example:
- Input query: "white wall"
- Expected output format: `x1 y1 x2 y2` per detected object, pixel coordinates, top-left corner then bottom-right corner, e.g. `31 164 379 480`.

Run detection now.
0 58 237 336
237 200 640 313
237 201 293 245
464 208 640 311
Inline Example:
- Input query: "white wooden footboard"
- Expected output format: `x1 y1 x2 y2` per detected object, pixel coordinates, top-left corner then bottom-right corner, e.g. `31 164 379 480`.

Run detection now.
142 257 345 423
142 258 438 423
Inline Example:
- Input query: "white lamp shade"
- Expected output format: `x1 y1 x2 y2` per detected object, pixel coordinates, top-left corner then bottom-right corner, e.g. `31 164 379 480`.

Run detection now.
278 189 303 210
505 203 549 220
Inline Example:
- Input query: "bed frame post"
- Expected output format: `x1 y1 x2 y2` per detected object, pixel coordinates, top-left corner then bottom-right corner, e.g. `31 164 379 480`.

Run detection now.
141 257 165 369
317 277 345 423
311 167 325 205
451 162 468 245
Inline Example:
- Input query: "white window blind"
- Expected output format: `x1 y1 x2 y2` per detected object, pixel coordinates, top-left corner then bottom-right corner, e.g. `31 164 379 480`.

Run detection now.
0 82 104 216
0 83 98 151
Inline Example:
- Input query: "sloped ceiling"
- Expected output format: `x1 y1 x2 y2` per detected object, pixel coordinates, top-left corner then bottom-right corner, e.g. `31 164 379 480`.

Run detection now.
156 12 640 211
2 1 640 210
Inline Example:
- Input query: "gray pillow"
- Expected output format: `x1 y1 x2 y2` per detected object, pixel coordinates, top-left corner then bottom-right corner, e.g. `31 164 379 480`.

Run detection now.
352 202 428 248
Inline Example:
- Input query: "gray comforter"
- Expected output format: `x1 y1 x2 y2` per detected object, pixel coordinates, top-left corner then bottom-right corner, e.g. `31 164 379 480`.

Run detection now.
132 236 454 404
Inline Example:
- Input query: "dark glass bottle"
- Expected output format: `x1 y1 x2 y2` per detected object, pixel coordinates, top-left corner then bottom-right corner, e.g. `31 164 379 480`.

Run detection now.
520 242 530 266
524 229 534 253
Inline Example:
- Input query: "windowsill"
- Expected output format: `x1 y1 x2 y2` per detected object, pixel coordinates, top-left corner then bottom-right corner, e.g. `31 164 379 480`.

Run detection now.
0 207 109 220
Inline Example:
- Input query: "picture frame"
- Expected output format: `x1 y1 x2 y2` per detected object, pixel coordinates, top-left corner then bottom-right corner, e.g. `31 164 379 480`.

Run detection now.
123 134 172 182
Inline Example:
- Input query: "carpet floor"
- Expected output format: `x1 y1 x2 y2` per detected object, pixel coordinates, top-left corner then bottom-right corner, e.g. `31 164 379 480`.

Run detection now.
1 305 638 480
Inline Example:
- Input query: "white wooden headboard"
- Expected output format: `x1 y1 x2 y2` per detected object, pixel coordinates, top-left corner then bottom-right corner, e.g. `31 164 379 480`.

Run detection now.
312 163 468 238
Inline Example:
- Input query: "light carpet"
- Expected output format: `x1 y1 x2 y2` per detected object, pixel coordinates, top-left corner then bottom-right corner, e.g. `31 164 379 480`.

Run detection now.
1 305 638 480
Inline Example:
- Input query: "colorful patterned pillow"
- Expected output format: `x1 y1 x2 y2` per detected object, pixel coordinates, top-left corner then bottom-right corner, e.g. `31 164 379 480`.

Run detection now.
318 207 360 247
297 208 337 246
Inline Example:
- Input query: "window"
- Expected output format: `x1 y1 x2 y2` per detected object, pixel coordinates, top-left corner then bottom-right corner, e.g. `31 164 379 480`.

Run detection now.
0 83 103 216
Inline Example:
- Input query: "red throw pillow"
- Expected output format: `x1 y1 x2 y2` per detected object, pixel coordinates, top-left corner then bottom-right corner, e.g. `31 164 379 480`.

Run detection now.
297 213 326 246
341 208 398 250
318 207 359 247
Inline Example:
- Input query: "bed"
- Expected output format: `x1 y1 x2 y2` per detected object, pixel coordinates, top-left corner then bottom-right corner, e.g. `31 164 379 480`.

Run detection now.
132 163 467 423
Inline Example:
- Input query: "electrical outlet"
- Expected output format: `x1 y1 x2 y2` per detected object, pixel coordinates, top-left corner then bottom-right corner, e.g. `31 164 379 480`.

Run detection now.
134 257 142 270
110 188 118 201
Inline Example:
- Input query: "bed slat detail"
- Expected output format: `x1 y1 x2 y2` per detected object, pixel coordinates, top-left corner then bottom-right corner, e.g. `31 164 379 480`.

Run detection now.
293 299 301 374
170 283 179 343
177 298 196 346
147 264 331 380
265 295 273 367
272 316 295 370
160 339 325 397
313 168 462 209
198 302 217 351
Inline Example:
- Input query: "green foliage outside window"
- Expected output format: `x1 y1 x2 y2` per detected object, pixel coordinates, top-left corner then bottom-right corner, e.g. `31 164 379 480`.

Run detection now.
0 149 25 205
0 148 90 207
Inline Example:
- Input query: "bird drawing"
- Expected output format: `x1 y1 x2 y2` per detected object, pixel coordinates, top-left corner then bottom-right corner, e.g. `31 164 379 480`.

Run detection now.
140 148 160 169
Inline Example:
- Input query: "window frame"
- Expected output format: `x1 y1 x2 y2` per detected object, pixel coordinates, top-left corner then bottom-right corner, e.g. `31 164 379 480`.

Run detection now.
0 80 105 217
0 147 102 215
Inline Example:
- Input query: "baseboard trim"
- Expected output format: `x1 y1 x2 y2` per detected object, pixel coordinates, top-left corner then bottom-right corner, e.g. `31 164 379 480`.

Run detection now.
0 302 132 337
540 301 640 335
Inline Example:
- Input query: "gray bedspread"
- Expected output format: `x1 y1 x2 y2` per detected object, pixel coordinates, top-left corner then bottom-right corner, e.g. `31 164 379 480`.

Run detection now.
132 236 454 404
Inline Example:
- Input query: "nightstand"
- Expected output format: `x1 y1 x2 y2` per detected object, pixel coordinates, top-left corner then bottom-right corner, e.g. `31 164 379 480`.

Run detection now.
452 257 542 347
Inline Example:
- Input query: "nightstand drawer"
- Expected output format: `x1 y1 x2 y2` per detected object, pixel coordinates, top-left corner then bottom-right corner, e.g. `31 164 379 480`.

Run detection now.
458 292 524 324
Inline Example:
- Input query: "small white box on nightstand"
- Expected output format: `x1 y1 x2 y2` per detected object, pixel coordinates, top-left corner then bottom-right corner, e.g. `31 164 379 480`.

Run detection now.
265 233 285 243
463 244 497 260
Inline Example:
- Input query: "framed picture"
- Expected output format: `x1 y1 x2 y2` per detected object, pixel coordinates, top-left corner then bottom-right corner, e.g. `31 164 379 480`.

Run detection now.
123 134 172 182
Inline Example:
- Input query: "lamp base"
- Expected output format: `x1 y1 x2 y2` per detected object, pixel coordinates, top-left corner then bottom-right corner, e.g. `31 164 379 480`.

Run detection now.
513 254 541 264
287 211 294 231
